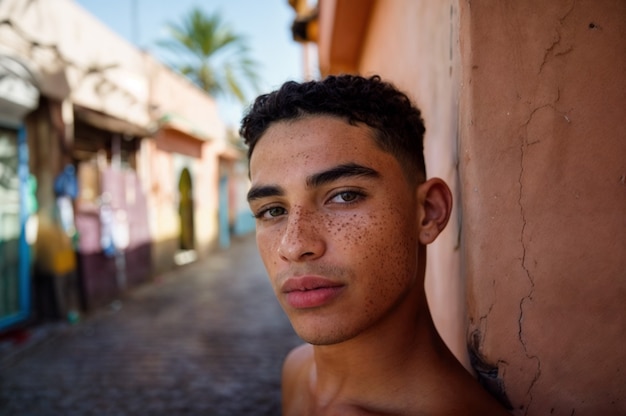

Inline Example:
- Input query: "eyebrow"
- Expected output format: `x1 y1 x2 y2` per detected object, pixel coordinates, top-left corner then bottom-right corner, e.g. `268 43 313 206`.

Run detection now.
306 163 380 189
247 163 380 202
247 184 283 202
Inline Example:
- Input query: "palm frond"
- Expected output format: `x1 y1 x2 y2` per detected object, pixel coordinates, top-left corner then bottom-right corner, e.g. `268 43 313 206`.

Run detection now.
157 6 262 102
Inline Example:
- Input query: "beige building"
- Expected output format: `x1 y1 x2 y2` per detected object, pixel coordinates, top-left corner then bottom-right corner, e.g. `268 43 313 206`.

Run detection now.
0 0 241 318
293 0 625 414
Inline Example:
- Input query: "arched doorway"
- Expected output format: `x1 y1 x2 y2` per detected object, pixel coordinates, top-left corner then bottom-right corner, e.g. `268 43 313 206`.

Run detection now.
178 167 195 251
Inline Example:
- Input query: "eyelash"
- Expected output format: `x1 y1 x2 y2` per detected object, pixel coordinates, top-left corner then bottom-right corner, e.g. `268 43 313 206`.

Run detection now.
328 189 365 205
253 189 366 221
253 206 286 220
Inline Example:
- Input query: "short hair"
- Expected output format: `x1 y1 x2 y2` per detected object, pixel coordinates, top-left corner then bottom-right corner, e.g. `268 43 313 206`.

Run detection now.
239 74 427 183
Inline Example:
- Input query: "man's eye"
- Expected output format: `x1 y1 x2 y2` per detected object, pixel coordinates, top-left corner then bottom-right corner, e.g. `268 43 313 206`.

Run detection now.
256 206 286 219
268 207 286 217
330 191 362 204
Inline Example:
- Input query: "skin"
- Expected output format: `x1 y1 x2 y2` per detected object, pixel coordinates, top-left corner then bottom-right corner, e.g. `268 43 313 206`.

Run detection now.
247 115 510 415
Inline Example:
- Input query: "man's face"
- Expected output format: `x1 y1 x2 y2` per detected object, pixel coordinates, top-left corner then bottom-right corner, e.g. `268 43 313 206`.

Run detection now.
247 115 423 345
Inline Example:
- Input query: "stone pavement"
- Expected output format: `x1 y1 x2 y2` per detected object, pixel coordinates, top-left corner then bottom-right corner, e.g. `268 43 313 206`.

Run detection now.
0 234 302 416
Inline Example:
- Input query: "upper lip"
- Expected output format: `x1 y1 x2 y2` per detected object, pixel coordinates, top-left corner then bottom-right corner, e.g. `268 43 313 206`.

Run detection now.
281 276 344 293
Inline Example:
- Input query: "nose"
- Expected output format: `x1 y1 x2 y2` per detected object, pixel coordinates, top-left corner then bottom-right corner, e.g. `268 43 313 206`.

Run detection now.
277 207 326 262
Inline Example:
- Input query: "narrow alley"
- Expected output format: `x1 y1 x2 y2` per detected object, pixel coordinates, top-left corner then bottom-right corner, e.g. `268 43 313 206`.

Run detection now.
0 234 302 415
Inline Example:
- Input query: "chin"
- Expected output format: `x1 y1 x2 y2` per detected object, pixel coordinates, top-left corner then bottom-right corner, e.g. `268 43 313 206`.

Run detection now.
293 324 354 346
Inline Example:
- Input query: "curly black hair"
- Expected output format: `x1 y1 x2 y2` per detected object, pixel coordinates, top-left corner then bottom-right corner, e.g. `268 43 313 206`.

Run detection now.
239 74 427 182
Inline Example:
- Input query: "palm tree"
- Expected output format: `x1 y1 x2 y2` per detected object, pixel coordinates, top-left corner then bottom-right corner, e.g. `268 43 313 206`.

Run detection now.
158 7 261 104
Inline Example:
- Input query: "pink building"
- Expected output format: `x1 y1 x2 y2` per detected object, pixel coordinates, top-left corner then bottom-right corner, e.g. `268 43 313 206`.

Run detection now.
0 0 247 323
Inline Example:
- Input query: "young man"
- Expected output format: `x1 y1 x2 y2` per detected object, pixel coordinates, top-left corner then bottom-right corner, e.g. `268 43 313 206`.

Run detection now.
240 75 508 415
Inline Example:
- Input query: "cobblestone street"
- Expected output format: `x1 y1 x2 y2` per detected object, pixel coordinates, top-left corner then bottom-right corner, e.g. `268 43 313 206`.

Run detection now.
0 234 302 415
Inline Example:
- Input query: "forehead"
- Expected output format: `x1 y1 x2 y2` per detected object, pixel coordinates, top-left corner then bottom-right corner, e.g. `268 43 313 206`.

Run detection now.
249 115 392 180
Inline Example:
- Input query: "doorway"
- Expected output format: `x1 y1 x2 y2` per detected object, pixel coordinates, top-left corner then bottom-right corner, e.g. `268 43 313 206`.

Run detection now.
0 126 31 330
178 167 195 251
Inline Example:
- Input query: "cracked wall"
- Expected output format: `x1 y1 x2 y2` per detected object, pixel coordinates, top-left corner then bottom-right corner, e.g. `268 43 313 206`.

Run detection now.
459 0 626 414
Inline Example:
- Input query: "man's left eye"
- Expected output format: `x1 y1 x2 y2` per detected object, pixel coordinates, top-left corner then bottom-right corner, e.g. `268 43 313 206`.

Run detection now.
330 191 361 204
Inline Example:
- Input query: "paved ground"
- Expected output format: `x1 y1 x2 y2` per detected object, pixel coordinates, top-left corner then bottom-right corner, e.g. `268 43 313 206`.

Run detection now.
0 234 302 415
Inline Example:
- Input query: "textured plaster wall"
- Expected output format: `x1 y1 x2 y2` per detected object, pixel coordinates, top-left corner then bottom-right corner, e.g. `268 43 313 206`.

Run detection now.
357 0 468 367
458 1 626 414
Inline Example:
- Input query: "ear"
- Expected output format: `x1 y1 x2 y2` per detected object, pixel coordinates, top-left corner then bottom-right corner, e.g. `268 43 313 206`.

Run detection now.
416 178 453 245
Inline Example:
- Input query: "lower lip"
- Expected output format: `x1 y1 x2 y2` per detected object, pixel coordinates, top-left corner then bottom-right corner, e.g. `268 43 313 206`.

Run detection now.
284 286 344 309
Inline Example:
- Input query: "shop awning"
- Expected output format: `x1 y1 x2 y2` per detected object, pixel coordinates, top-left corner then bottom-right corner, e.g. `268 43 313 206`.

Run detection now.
74 106 152 138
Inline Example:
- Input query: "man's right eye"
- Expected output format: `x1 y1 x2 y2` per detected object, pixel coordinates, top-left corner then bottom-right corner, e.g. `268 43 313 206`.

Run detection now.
255 206 286 220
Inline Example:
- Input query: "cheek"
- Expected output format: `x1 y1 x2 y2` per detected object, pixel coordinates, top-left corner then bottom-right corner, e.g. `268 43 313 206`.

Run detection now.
340 207 417 312
330 205 414 260
255 229 280 271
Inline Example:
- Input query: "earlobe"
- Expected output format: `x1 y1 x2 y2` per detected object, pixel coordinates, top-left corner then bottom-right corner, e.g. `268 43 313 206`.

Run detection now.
417 178 453 245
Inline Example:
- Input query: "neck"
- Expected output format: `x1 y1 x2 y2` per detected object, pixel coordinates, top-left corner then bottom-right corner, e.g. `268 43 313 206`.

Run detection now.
310 291 451 405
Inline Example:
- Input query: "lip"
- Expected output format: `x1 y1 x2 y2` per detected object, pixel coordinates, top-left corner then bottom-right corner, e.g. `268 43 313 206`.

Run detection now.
281 276 345 309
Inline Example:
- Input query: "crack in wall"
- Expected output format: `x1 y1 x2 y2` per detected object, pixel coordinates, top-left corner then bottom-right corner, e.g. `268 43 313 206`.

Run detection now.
467 279 513 409
516 93 572 413
517 105 548 415
538 0 576 74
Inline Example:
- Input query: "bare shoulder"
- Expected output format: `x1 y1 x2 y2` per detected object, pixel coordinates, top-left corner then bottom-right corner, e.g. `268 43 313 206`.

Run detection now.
282 343 313 389
285 343 313 368
282 344 313 415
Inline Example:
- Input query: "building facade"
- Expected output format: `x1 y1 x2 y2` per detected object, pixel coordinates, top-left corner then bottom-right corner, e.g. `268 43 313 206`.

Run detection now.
0 0 246 326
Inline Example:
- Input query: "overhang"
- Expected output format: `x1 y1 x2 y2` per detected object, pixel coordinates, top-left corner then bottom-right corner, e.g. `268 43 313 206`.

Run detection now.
157 113 212 143
74 106 151 138
153 113 218 159
318 0 376 76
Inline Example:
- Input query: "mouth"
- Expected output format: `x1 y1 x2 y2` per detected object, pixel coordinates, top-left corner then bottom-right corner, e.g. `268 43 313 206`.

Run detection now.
281 276 345 309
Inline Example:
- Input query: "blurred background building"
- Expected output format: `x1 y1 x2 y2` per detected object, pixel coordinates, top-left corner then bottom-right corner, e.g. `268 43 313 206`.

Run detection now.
0 0 252 326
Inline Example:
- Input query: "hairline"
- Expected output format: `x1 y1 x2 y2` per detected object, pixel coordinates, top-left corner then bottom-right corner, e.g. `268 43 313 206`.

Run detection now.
247 112 425 186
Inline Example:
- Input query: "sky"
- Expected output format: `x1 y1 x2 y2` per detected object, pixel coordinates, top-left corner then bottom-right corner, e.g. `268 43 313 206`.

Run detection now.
74 0 315 127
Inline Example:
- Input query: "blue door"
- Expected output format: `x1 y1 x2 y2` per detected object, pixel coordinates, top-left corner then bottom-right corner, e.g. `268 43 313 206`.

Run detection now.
218 175 230 249
0 126 31 330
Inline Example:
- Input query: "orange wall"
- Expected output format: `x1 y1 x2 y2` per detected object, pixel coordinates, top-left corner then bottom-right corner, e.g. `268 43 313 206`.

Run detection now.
459 1 625 414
